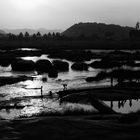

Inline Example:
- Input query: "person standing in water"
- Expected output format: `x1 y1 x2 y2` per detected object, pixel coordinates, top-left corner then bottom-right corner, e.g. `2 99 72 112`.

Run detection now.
63 84 67 91
41 86 43 97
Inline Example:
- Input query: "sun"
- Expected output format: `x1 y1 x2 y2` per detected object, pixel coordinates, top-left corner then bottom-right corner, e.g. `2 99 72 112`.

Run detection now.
11 0 45 11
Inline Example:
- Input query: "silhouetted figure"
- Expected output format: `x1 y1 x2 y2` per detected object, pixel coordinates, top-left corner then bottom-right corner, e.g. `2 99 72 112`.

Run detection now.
41 86 43 97
111 77 113 87
120 100 124 107
129 99 132 107
118 101 121 109
49 91 53 97
111 101 113 109
122 100 126 107
63 84 67 91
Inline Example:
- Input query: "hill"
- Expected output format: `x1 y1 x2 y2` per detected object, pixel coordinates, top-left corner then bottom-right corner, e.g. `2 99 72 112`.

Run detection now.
63 22 133 40
0 30 6 36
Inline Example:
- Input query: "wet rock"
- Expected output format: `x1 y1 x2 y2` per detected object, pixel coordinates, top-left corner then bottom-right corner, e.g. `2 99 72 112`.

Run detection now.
52 60 69 72
86 77 97 82
0 54 15 67
71 62 88 71
41 77 47 82
90 60 122 69
48 50 93 62
48 66 58 78
86 71 108 82
11 59 35 71
35 59 53 73
0 76 33 87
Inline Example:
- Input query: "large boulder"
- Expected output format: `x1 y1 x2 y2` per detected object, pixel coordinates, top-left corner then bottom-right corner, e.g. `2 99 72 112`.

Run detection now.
71 62 88 71
0 54 15 67
52 60 69 72
48 66 58 78
11 59 35 72
0 76 33 87
90 60 122 69
86 71 108 82
35 59 53 73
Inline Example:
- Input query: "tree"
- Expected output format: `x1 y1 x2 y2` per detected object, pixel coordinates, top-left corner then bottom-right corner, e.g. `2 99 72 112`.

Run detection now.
43 34 48 40
136 22 139 30
32 33 37 40
24 32 29 38
36 32 41 37
18 32 24 40
55 32 61 39
47 32 52 39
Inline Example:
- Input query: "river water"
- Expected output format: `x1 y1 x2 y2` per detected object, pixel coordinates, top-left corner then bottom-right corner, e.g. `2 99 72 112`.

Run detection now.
0 49 140 119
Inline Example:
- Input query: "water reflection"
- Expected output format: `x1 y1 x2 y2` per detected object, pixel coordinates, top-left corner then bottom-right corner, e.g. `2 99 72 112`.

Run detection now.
104 99 140 114
1 52 140 119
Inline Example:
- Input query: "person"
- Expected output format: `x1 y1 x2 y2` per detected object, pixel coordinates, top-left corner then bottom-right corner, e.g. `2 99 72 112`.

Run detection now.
49 91 52 97
63 84 67 91
41 86 43 97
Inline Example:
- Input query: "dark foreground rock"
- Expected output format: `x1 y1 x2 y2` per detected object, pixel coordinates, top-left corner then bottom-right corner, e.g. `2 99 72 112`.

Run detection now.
86 72 108 82
48 66 58 78
11 59 35 72
35 59 53 73
52 60 69 72
0 76 33 87
48 50 93 62
71 62 88 71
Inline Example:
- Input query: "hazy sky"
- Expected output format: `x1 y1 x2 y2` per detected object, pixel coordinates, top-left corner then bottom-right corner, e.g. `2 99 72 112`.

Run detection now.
0 0 139 30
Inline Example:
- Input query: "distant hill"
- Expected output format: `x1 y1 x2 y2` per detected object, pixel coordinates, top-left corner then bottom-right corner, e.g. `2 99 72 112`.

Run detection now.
0 30 6 36
4 28 62 35
63 22 133 40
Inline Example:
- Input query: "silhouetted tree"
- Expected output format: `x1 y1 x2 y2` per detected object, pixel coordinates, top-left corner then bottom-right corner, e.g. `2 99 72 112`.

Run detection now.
36 32 41 37
24 32 30 41
136 22 139 30
7 33 17 40
24 32 29 38
32 33 37 40
18 32 24 40
47 32 52 39
55 32 61 40
43 34 48 40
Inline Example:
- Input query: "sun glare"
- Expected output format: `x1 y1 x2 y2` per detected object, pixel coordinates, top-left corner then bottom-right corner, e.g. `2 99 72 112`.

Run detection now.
11 0 45 11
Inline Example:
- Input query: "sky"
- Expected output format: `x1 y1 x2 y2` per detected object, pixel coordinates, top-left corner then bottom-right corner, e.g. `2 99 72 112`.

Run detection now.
0 0 139 30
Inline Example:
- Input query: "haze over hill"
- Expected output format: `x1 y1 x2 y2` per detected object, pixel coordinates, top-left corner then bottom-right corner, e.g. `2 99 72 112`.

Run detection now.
4 28 62 35
0 30 6 35
63 22 134 40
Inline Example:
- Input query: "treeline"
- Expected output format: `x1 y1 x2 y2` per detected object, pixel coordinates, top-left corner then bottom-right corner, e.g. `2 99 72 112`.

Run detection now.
0 29 140 42
0 32 100 41
0 32 70 41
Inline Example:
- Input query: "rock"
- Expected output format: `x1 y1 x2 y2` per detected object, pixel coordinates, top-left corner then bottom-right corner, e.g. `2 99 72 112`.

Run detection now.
35 59 53 73
0 76 33 87
48 50 93 62
71 62 88 71
86 77 97 82
52 60 69 72
90 59 122 69
11 59 35 71
41 77 47 82
0 58 12 67
48 66 58 78
86 72 108 82
0 54 15 67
